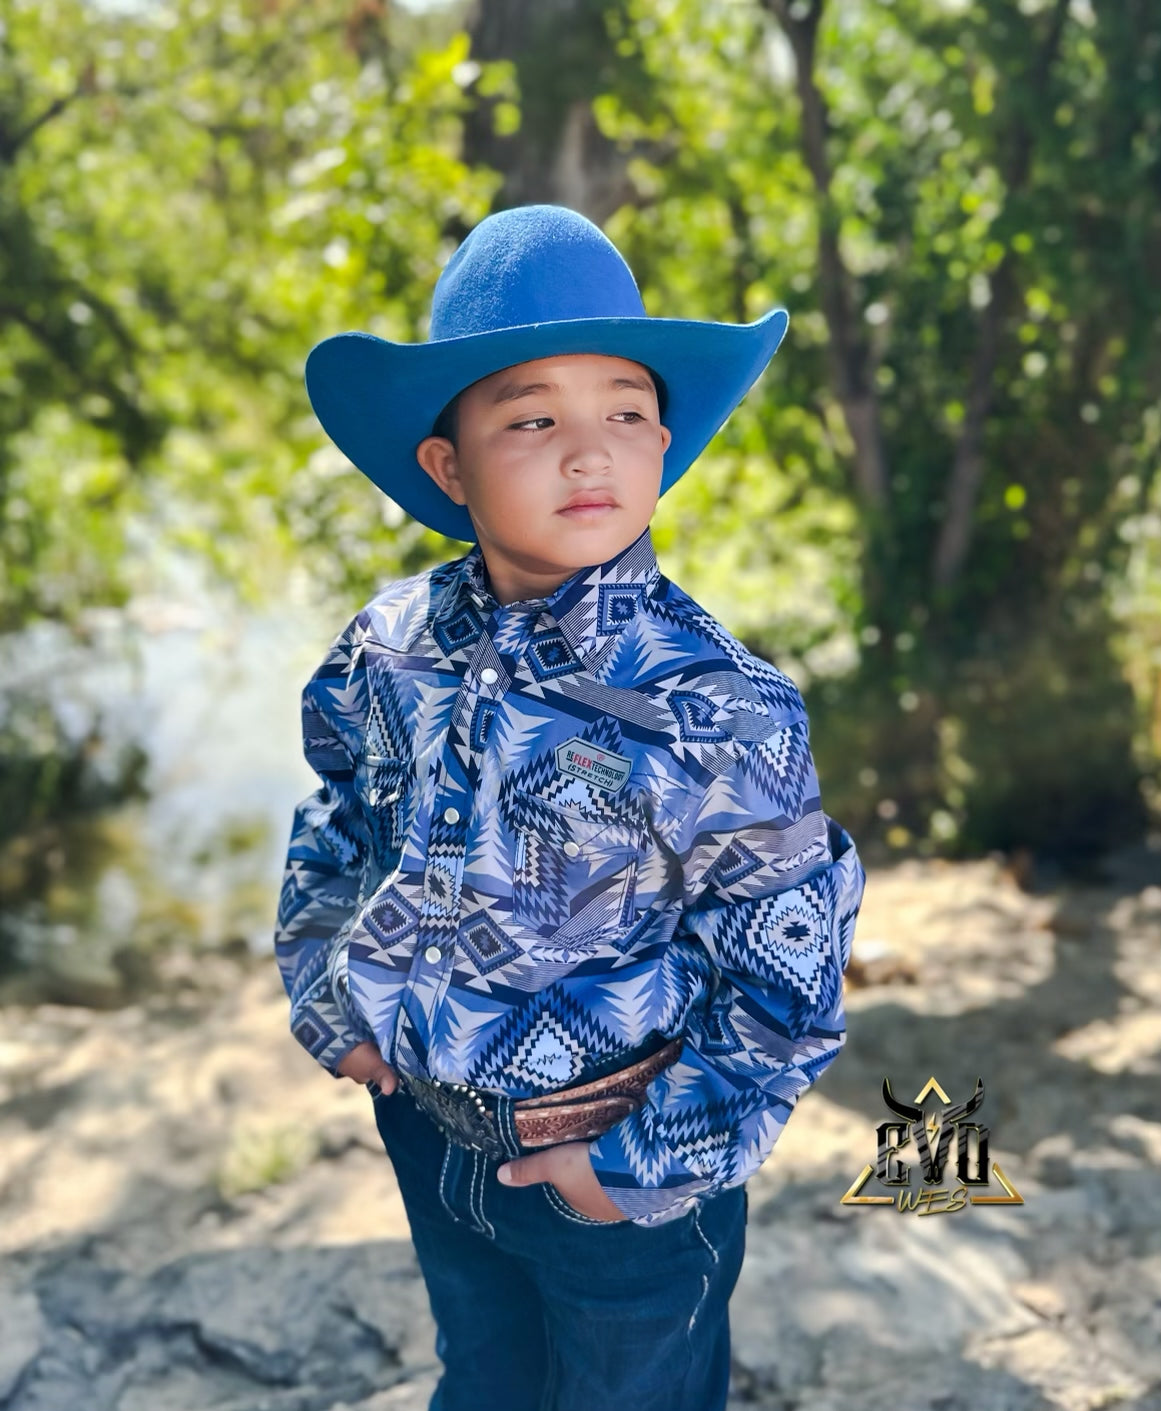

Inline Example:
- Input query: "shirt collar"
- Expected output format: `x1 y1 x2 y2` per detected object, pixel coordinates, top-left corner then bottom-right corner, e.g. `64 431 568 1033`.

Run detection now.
432 525 662 670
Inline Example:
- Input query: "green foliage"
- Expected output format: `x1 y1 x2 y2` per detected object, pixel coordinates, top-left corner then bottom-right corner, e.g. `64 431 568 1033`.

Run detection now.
214 1118 317 1198
1 0 1158 857
0 0 489 629
595 0 1161 855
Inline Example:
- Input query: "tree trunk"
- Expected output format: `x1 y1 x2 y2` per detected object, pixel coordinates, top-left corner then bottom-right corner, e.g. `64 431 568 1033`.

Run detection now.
763 0 888 514
461 0 637 223
930 0 1070 593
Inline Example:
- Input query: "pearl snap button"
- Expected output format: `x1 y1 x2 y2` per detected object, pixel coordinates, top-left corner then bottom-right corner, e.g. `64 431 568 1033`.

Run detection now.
443 806 460 824
562 840 581 858
479 667 498 684
424 945 443 963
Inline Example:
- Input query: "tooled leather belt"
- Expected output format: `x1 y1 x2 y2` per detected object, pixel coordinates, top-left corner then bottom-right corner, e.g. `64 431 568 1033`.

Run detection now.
397 1035 685 1161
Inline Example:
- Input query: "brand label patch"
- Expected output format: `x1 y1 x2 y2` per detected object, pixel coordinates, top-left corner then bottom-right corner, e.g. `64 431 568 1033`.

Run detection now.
554 738 631 794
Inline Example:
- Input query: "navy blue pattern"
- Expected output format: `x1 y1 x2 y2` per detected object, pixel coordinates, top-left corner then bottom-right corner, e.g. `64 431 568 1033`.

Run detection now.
274 526 866 1225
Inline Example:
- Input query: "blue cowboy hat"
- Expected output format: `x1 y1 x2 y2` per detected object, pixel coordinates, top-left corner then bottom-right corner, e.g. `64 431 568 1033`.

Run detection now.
304 204 789 542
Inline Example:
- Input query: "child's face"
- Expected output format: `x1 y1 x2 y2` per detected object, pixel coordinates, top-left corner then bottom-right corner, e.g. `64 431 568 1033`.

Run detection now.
416 352 672 603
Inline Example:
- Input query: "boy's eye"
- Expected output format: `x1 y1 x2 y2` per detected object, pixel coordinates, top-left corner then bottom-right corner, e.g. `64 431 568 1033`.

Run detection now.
508 409 647 431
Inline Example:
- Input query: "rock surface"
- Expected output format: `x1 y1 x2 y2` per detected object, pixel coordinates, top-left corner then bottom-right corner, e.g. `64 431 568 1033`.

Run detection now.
1 850 1159 1410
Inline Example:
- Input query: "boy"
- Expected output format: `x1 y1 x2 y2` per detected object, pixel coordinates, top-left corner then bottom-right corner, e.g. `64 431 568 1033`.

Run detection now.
274 204 865 1411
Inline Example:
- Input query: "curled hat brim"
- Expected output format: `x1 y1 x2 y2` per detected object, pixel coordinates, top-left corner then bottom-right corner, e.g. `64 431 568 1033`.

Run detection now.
304 307 789 543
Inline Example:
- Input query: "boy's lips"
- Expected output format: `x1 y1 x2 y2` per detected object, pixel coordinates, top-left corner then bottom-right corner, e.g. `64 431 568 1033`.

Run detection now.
558 491 619 515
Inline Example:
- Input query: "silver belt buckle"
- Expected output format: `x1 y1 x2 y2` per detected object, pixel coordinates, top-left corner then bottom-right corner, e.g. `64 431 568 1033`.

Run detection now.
404 1073 508 1158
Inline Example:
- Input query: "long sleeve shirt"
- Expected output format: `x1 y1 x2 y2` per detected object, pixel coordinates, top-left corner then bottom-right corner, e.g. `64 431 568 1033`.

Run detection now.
274 524 866 1226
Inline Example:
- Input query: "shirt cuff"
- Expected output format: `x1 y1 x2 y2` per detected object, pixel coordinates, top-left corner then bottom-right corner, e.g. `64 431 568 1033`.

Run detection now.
586 1129 713 1227
289 950 374 1077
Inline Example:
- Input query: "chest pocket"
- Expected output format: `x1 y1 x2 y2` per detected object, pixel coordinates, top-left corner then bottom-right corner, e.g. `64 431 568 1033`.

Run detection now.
510 791 641 945
354 751 412 872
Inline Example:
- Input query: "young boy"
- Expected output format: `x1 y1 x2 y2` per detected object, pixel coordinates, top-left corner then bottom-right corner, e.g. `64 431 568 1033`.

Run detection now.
274 204 865 1411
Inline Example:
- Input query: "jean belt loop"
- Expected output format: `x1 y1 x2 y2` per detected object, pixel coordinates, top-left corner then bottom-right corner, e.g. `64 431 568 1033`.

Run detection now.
494 1093 526 1160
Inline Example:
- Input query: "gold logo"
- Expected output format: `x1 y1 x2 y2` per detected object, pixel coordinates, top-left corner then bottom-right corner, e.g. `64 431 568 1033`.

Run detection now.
841 1076 1024 1214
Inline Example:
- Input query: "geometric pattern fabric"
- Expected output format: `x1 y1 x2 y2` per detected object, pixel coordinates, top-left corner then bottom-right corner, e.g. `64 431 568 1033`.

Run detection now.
274 525 866 1226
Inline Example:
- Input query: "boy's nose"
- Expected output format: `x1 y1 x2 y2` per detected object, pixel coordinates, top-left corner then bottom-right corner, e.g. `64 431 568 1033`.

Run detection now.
562 441 614 475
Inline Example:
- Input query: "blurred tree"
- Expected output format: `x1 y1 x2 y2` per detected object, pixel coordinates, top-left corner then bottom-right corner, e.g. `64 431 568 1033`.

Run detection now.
764 0 1161 859
1 0 1158 862
586 0 1161 860
0 0 489 833
461 0 646 221
0 0 489 634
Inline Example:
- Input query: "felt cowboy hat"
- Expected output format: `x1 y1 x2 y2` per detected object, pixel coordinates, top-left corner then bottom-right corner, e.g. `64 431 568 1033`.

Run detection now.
304 203 789 542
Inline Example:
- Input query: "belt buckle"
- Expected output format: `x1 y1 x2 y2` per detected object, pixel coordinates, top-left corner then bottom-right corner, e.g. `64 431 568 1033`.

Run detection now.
407 1075 507 1159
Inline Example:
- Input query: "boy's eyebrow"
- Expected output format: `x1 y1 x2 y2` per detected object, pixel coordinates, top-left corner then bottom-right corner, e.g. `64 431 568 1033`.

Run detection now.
490 374 655 405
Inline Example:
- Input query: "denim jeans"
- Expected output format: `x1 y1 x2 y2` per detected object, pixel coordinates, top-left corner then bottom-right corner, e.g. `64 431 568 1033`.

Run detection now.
368 1080 748 1411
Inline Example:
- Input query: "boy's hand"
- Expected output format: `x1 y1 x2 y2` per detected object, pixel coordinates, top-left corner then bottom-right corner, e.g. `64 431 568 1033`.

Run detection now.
336 1041 398 1093
497 1142 629 1222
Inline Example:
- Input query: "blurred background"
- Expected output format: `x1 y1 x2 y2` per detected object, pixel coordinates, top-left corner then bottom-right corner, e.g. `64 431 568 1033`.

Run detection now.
2 0 1159 1002
2 4 1161 1409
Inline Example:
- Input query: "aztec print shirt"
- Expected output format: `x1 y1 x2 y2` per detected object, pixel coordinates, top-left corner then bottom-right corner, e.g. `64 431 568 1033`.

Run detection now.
274 524 866 1226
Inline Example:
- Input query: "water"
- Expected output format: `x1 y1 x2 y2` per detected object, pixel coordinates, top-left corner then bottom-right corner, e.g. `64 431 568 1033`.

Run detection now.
0 568 351 1006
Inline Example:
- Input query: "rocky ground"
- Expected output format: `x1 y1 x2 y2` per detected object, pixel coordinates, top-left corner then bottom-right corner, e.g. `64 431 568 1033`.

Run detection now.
1 844 1160 1411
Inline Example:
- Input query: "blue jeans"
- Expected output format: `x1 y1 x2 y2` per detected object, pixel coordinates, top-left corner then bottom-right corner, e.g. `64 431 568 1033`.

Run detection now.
368 1081 747 1411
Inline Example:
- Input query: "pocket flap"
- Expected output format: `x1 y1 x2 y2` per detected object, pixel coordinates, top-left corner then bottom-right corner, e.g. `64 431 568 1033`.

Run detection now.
511 789 640 856
358 753 408 805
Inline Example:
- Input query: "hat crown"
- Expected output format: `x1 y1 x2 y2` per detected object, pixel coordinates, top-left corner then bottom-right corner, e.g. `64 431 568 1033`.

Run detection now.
429 204 646 342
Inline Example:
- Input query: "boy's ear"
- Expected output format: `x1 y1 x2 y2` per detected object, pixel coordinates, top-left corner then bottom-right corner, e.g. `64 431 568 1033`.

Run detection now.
416 435 467 506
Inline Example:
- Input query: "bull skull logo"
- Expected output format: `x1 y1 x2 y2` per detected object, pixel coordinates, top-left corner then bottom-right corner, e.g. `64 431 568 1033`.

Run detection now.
842 1076 1023 1210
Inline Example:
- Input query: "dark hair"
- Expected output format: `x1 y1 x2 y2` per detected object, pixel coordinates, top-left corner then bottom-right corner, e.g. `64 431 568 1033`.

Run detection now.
644 368 668 418
431 389 463 448
428 366 667 451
